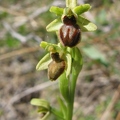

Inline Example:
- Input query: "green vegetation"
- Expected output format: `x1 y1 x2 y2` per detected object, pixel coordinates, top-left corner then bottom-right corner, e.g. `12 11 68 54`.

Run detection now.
0 0 119 120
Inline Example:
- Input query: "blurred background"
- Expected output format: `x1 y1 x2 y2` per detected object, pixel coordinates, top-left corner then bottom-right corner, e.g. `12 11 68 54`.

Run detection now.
0 0 120 120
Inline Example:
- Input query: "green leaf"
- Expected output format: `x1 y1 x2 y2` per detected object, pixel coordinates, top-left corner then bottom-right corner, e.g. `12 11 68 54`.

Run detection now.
36 53 52 70
50 6 63 16
66 53 72 78
57 97 67 118
77 16 97 32
73 4 91 15
46 18 63 32
82 46 108 66
51 107 64 120
59 72 70 103
72 47 83 73
69 47 83 105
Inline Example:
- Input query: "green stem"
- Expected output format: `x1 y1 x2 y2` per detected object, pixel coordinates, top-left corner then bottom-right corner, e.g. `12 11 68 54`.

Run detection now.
72 0 77 8
70 72 79 103
66 0 69 7
66 0 77 8
66 102 74 120
66 71 79 120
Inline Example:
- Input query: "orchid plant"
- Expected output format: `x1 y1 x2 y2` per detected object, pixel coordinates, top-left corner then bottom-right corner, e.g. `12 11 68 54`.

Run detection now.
30 0 97 120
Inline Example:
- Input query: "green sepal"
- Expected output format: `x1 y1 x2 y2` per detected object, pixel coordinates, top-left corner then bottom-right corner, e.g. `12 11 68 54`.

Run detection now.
63 7 74 17
50 6 63 16
30 98 50 110
77 16 97 32
46 18 63 32
73 4 91 15
36 53 52 71
59 72 70 103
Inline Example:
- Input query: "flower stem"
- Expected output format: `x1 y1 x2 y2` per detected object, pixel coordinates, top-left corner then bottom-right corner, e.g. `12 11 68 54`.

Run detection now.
66 0 70 7
66 102 74 120
66 0 77 8
66 71 79 120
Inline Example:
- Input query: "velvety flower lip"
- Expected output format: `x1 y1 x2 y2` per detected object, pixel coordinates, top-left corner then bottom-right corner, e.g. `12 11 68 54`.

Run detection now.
59 16 81 47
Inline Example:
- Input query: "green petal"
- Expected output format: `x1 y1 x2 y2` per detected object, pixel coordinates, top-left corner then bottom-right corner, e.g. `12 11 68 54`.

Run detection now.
73 4 91 15
50 6 63 16
46 18 63 32
36 53 52 71
77 16 97 32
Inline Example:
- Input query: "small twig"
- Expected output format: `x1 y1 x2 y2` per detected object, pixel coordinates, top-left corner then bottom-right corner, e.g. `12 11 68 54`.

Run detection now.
0 6 24 16
13 0 65 28
2 22 42 43
116 112 120 120
0 46 40 61
13 6 49 28
9 81 58 105
100 85 120 120
3 22 30 43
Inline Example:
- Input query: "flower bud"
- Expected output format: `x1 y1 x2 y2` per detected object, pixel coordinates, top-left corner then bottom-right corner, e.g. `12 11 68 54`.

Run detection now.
59 15 81 47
